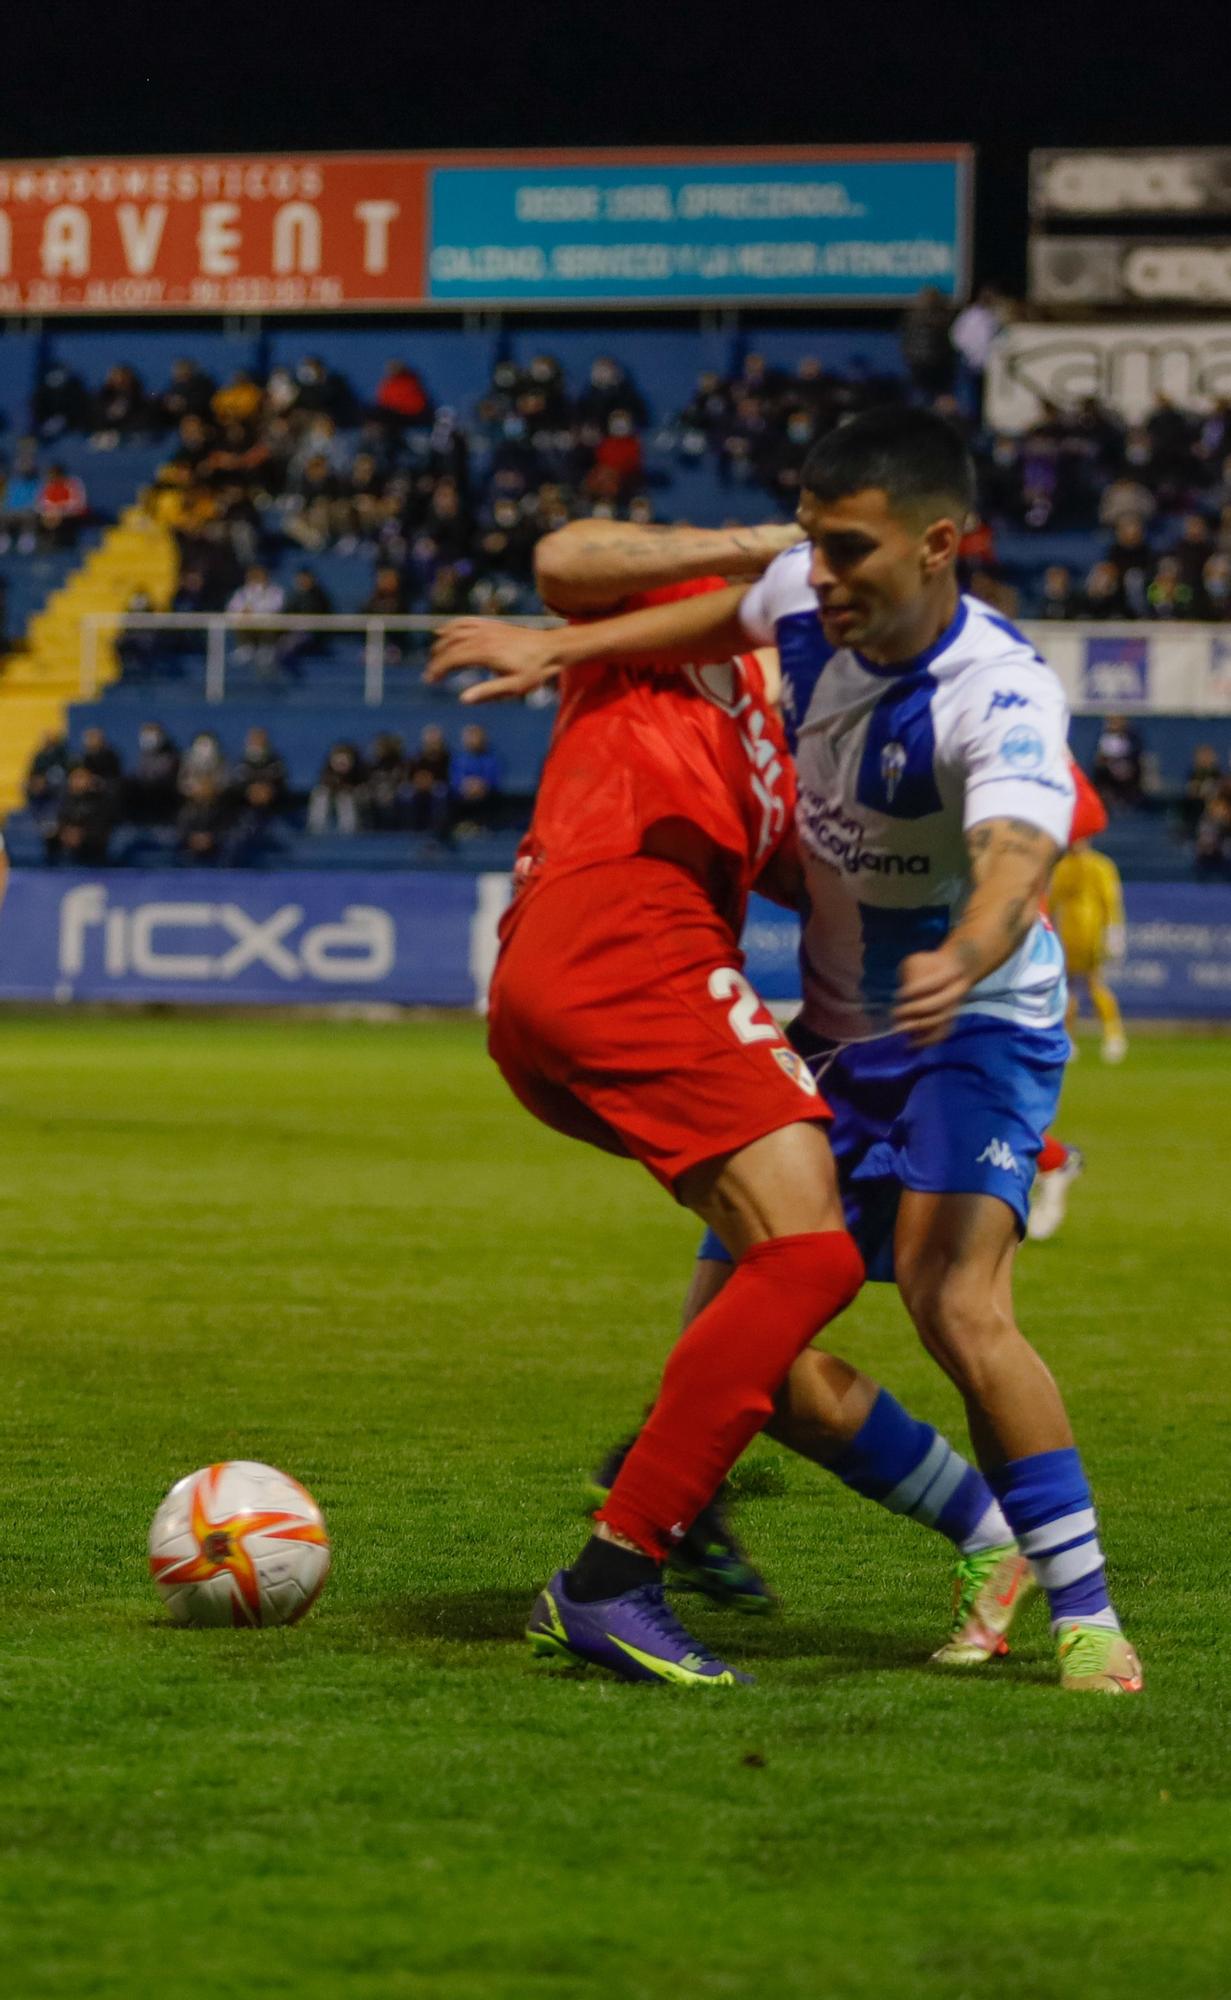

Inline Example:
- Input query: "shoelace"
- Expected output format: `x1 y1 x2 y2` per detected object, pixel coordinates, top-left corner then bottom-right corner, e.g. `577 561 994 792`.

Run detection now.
633 1584 725 1667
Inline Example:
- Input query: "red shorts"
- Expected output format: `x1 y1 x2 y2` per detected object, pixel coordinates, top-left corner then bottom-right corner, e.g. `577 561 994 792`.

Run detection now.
488 856 829 1195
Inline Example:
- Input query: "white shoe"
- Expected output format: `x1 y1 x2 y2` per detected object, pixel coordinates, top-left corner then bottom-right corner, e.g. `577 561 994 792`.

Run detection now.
1027 1146 1085 1242
1101 1032 1128 1065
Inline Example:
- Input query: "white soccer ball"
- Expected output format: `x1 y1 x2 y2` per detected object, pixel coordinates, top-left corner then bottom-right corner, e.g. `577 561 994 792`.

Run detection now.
148 1460 331 1628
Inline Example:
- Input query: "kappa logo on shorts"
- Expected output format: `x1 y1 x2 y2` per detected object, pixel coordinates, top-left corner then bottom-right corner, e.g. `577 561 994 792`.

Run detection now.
976 1136 1021 1174
771 1045 819 1096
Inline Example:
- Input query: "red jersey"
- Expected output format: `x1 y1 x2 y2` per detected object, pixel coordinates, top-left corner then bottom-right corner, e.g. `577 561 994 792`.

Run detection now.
510 580 796 936
1068 759 1108 843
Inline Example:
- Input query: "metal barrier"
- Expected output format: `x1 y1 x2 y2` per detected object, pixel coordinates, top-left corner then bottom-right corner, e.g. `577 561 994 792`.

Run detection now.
79 612 558 705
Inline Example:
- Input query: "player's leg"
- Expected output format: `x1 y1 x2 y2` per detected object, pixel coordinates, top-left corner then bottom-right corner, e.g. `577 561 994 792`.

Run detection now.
517 860 863 1683
1088 967 1128 1063
894 1189 1142 1693
535 1119 865 1685
593 1226 1025 1647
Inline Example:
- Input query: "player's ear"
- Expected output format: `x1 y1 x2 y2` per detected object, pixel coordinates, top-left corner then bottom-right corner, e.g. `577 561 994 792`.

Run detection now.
920 516 961 576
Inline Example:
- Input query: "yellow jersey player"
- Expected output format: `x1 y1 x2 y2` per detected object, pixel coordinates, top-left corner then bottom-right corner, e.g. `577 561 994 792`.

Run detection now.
1049 837 1128 1064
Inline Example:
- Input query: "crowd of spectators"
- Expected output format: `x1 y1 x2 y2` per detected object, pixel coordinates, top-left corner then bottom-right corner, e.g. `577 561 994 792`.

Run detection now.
22 718 505 866
11 326 1231 630
63 347 663 626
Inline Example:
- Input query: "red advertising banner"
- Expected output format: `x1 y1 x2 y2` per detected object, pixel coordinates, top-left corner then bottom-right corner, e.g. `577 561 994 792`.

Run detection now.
0 153 430 312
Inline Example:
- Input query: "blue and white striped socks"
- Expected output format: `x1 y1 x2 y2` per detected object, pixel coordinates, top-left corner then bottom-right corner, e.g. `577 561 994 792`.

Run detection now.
988 1448 1119 1631
827 1389 1012 1554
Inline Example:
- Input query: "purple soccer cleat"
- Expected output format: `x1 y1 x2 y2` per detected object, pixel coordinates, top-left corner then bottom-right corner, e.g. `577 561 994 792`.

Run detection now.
526 1569 753 1686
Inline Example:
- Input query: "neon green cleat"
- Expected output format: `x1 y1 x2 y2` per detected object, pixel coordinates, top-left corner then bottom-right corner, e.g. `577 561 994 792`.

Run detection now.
930 1542 1036 1666
1056 1622 1144 1693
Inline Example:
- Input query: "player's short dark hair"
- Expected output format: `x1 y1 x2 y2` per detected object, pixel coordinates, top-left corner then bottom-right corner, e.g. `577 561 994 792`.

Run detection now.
800 406 976 525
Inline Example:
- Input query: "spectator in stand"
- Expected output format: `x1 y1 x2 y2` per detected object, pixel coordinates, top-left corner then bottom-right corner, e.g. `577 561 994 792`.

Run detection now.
91 364 148 446
32 363 90 439
1038 564 1078 619
1193 790 1231 878
283 451 344 551
1196 553 1231 620
1082 560 1130 620
228 727 288 829
367 547 410 608
293 355 351 423
37 462 88 547
1099 469 1156 533
757 408 817 508
1181 746 1223 835
519 354 573 429
677 370 732 461
277 564 334 678
949 284 1004 412
900 287 955 400
227 564 285 674
406 723 451 839
157 358 216 429
451 722 504 835
308 742 369 834
0 440 43 551
176 773 232 866
24 730 70 822
1093 714 1146 812
1174 512 1215 588
212 371 263 431
366 731 407 830
78 725 123 802
372 359 431 433
584 411 644 502
46 764 115 866
125 723 181 825
1105 516 1153 616
1145 555 1196 620
576 356 645 432
179 730 227 797
1144 392 1195 494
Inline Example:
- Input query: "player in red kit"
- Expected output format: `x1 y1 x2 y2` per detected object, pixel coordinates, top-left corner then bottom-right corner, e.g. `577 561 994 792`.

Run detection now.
432 518 876 1685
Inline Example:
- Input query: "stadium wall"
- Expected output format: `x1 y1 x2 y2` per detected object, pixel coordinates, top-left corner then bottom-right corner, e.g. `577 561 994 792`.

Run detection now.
1 870 1229 1018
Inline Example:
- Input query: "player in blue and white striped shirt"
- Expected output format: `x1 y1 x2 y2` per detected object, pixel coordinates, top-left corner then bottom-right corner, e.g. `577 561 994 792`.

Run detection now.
431 410 1142 1694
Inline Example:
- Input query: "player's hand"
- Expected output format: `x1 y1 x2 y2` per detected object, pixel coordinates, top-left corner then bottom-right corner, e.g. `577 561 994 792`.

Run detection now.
1105 923 1127 964
893 944 979 1047
425 620 565 704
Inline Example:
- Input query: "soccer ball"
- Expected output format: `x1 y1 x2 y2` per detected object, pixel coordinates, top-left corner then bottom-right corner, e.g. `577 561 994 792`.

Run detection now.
148 1460 331 1628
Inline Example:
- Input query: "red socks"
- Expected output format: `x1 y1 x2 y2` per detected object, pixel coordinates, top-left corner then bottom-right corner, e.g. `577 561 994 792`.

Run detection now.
596 1230 864 1560
1037 1136 1069 1175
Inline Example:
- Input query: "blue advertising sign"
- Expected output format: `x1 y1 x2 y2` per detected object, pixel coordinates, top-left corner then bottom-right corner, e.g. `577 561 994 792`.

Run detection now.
1082 635 1151 705
426 154 970 306
1 872 1226 1021
0 870 509 1008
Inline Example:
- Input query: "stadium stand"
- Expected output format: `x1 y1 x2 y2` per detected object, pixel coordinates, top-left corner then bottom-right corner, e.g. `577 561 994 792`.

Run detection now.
1 320 1230 879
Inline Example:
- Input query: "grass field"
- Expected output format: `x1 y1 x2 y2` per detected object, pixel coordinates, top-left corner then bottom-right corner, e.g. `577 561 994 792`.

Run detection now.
1 1013 1228 2000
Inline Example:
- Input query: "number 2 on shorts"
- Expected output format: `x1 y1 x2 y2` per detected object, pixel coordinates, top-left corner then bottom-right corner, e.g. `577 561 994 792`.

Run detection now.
708 966 781 1046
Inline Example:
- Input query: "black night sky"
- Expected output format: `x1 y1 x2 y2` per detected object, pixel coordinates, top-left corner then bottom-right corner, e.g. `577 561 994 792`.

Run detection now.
3 0 1230 294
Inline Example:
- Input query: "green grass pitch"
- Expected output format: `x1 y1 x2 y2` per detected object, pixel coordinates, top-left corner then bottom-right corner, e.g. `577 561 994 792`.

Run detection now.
1 1013 1228 2000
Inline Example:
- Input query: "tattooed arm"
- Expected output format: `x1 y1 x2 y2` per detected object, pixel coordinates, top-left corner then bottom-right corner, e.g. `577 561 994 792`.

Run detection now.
531 517 801 615
893 818 1060 1047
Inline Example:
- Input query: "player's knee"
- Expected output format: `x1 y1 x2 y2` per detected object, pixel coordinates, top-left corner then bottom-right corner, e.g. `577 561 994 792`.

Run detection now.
902 1267 1014 1390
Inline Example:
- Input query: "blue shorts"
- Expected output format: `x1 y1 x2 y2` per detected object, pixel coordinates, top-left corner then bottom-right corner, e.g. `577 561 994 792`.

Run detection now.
699 1013 1068 1283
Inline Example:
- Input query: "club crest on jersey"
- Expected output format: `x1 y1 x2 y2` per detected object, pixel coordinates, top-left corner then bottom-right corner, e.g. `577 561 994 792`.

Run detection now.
1000 724 1046 771
880 740 908 804
771 1045 819 1096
